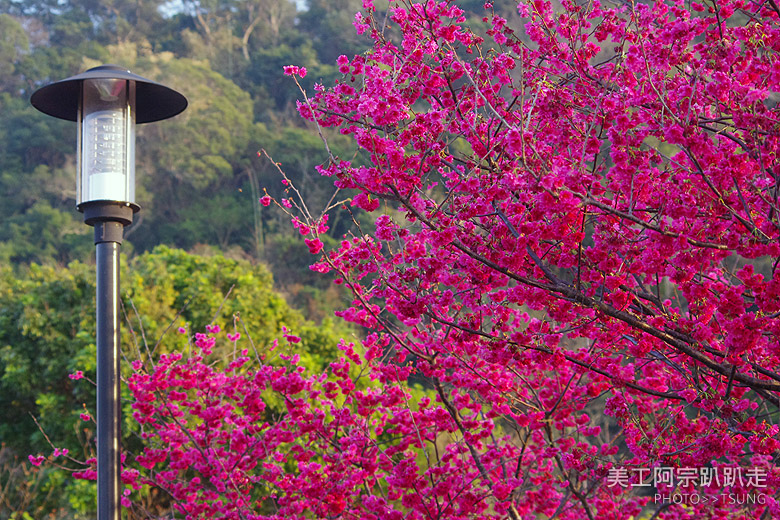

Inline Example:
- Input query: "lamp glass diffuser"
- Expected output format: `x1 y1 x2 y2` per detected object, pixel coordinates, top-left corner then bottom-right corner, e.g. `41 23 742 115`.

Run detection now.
77 78 136 206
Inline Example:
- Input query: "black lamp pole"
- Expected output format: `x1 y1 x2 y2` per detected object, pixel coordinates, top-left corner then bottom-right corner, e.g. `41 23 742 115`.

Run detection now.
31 65 186 520
95 219 124 519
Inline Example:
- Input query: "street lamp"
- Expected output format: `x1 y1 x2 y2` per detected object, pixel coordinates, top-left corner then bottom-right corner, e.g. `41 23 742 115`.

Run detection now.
31 65 187 520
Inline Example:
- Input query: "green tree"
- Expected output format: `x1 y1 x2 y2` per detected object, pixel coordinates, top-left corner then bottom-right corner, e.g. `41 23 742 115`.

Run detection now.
0 246 350 516
1 0 372 266
0 246 346 453
0 93 90 267
246 41 337 119
0 202 91 266
0 14 30 94
297 0 372 65
176 0 297 76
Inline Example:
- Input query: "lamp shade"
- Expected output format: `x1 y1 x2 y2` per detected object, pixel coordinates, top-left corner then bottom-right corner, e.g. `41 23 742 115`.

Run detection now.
30 64 187 123
30 64 187 211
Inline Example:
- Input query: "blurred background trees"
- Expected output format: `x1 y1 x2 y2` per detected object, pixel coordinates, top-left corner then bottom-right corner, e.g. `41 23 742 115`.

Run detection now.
0 0 517 271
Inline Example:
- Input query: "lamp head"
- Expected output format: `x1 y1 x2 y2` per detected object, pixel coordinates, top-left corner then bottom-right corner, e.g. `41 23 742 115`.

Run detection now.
31 65 187 225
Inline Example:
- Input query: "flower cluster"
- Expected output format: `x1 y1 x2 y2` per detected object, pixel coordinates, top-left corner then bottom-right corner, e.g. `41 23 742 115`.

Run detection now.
69 324 557 519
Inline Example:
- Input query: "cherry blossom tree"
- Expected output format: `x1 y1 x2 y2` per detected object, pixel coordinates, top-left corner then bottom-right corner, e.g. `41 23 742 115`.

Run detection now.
50 0 780 518
286 0 780 516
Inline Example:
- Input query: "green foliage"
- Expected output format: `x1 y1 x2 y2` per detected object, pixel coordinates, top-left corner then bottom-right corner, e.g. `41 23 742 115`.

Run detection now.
127 245 295 347
0 94 73 191
0 247 345 454
298 0 372 64
0 202 91 266
253 123 344 204
0 261 95 453
1 0 378 265
174 190 256 249
260 233 343 319
0 14 29 94
247 41 337 118
115 51 256 190
0 246 351 516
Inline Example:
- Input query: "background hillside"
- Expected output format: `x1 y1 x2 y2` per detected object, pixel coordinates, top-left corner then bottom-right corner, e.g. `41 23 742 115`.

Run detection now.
0 0 504 275
1 0 376 315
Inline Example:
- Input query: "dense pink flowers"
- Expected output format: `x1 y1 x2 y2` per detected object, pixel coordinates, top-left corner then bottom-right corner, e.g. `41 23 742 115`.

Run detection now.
67 324 546 518
286 0 780 516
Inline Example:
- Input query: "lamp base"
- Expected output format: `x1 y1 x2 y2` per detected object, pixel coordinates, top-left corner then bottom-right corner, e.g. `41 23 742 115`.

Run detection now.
93 221 124 245
78 200 139 227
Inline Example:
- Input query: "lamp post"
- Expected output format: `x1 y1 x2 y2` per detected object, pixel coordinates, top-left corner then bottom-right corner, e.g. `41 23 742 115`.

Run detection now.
31 65 187 520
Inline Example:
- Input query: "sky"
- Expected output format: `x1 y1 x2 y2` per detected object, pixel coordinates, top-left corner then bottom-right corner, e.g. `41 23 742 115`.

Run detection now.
159 0 308 18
